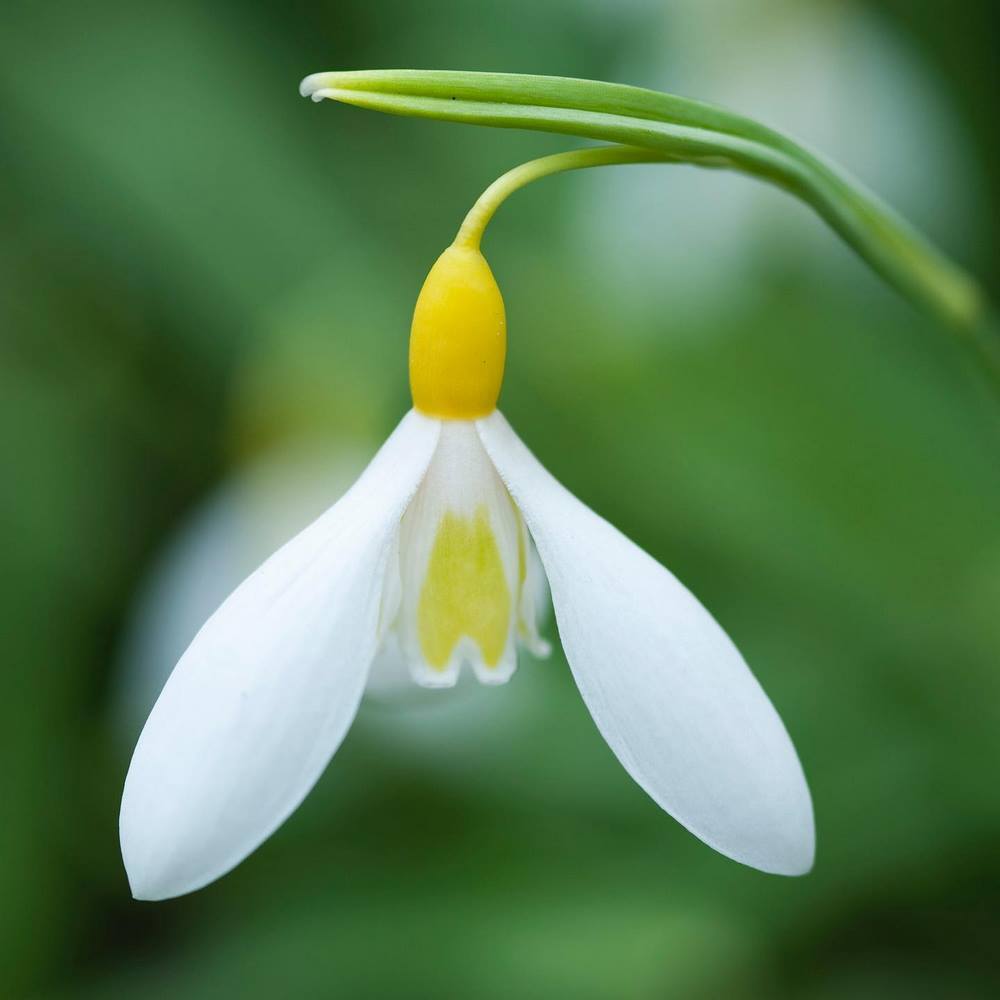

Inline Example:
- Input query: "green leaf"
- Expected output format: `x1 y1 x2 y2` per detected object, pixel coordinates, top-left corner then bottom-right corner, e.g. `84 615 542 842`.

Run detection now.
301 69 986 338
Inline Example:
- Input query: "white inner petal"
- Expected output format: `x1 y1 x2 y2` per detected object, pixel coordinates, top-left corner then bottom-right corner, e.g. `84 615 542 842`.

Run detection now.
516 519 552 659
390 420 547 687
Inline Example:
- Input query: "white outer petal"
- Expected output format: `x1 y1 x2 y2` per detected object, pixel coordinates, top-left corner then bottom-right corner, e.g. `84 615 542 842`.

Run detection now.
477 411 814 876
120 411 440 900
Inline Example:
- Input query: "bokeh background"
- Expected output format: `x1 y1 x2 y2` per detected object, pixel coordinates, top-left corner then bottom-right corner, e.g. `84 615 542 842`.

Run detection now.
3 0 999 996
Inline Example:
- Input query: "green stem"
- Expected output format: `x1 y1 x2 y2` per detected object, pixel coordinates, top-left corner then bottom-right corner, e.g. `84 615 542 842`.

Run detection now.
453 146 671 250
301 70 984 330
301 69 999 397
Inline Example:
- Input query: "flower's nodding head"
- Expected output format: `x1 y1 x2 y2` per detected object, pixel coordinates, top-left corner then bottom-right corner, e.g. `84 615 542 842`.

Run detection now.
409 244 506 420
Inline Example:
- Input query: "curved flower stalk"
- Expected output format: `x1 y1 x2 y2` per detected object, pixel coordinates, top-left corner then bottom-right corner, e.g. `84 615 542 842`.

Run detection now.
300 69 1000 388
120 145 815 900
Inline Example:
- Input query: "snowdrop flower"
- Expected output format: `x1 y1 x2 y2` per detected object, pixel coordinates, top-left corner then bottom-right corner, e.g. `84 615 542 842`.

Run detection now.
121 161 814 903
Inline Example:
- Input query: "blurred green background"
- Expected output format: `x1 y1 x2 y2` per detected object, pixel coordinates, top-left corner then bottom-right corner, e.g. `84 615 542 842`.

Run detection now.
3 0 999 997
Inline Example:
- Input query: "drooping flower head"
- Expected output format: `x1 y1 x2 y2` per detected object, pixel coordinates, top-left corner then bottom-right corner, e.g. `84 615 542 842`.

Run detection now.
120 117 815 904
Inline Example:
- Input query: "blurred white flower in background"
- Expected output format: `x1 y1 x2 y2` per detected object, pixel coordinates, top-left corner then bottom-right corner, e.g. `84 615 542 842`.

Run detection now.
114 441 368 732
574 0 980 327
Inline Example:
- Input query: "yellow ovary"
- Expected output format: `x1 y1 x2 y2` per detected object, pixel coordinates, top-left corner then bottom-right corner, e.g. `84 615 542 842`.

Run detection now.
417 506 512 670
409 244 506 419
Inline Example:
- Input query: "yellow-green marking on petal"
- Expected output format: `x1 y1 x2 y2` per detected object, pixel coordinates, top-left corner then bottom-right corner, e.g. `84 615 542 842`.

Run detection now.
417 505 511 670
